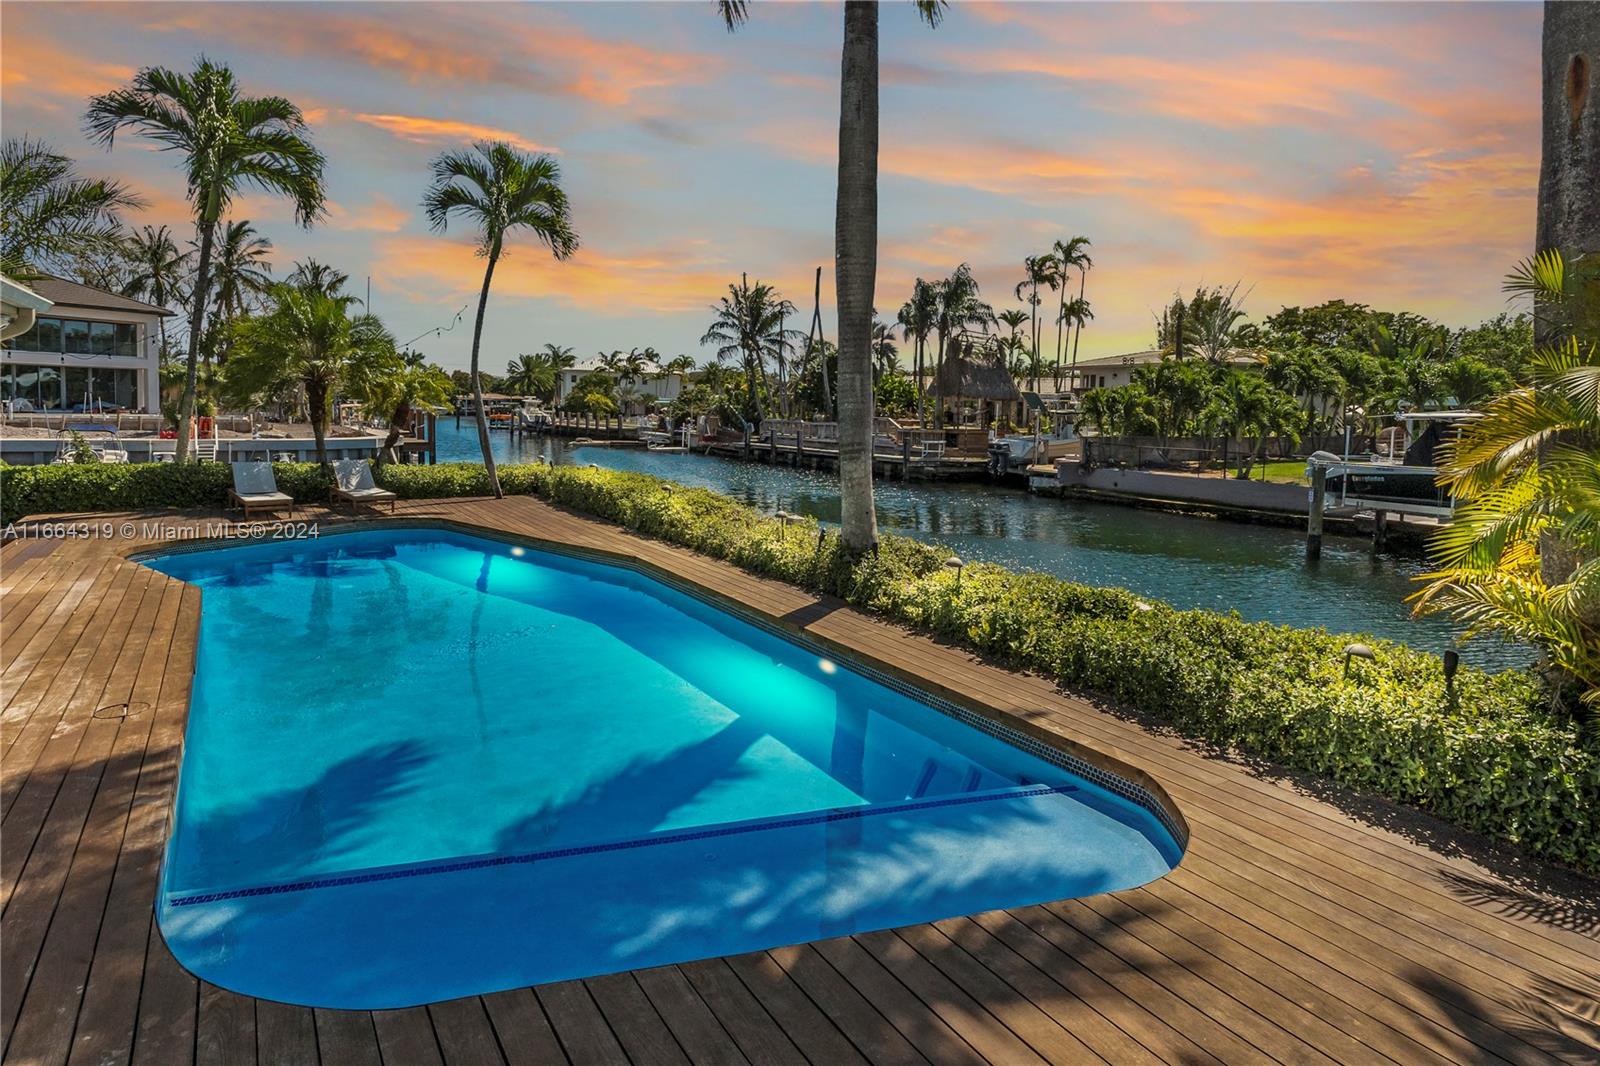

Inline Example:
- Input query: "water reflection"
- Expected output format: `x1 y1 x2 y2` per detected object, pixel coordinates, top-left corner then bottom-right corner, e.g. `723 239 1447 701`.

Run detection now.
432 420 1523 667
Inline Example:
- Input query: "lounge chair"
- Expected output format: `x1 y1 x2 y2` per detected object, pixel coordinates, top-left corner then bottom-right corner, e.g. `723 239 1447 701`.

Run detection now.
332 459 398 513
229 461 295 518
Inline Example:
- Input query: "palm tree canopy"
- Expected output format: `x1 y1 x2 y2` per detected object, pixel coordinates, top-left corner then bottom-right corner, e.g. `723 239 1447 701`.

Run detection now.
0 137 144 277
205 219 274 319
700 278 799 367
84 57 325 228
223 284 395 408
120 224 189 310
719 0 945 31
933 263 995 336
423 141 577 260
287 257 349 297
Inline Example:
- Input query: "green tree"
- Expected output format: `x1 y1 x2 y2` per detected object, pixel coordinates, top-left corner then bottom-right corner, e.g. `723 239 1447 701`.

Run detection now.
700 275 797 425
718 0 948 555
203 219 273 361
871 317 898 379
287 258 349 297
503 352 556 399
1050 236 1092 388
224 285 396 469
1057 295 1094 390
0 137 142 279
120 224 189 356
87 58 325 462
1415 251 1599 713
1014 253 1060 391
930 263 994 426
357 362 452 464
423 140 577 498
896 277 937 422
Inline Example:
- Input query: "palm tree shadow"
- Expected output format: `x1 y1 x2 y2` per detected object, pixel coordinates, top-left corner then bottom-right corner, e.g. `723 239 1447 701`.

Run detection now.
168 739 435 891
492 716 769 852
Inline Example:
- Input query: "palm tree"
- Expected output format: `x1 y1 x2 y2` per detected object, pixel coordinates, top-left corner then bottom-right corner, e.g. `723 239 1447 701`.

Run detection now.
700 275 797 425
357 362 453 464
1015 254 1060 392
86 58 324 461
120 224 188 356
204 220 273 360
1057 296 1094 390
1 137 143 279
871 317 898 380
1186 283 1251 364
930 263 994 426
719 0 948 555
503 353 556 398
1414 251 1599 713
224 285 396 469
287 257 349 297
423 140 577 498
897 278 937 423
1050 236 1092 389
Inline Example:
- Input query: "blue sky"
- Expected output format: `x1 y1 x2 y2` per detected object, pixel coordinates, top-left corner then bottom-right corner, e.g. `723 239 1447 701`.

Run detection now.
3 2 1542 374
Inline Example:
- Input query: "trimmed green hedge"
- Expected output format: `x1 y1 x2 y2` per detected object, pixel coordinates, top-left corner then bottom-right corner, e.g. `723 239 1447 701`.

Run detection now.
3 458 1594 871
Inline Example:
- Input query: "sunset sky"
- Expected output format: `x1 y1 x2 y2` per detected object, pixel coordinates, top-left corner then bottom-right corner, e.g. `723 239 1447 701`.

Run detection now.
2 1 1542 374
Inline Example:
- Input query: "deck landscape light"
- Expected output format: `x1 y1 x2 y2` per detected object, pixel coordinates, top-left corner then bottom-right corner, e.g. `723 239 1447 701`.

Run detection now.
775 510 790 539
946 555 965 588
1343 643 1376 678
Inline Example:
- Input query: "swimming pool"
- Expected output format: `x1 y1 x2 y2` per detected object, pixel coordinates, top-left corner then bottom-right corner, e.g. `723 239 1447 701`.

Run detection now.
146 527 1183 1008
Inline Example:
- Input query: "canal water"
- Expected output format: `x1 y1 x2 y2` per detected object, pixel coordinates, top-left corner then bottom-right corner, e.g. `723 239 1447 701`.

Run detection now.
433 420 1523 667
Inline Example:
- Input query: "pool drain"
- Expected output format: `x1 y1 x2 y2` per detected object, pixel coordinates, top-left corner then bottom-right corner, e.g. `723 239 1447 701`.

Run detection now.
93 701 150 720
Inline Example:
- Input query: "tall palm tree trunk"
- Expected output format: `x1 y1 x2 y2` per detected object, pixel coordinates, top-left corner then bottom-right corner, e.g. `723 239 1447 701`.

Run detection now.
177 217 216 463
1029 280 1040 393
307 378 330 471
470 249 504 498
834 0 879 555
1054 283 1066 391
914 335 927 425
1069 270 1086 390
1537 1 1600 345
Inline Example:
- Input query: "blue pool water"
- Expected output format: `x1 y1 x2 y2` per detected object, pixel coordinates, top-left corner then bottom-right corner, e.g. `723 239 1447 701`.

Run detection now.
147 528 1181 1008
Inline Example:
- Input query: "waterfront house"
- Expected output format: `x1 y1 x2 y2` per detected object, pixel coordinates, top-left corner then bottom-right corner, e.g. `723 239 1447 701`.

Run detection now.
553 357 684 413
1 274 171 414
1062 347 1263 394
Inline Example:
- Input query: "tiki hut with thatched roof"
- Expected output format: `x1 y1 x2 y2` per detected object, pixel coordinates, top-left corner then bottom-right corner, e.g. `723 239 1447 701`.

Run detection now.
933 335 1022 426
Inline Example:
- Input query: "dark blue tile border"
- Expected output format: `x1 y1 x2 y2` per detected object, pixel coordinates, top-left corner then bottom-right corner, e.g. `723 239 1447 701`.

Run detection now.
168 784 1080 907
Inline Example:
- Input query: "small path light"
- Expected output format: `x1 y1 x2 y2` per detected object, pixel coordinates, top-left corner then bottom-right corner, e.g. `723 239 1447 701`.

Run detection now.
775 510 791 540
1343 642 1376 678
946 555 965 588
1443 648 1460 693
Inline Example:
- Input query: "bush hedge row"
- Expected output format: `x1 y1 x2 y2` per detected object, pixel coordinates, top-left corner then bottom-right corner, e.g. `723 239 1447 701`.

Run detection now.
4 458 1594 871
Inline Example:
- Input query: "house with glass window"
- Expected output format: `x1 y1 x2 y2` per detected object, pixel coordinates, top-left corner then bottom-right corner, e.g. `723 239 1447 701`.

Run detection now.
1 275 171 413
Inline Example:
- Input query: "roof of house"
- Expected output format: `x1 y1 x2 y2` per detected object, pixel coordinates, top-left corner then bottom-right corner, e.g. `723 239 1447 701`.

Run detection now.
562 357 678 375
934 350 1022 402
26 275 173 317
1072 347 1264 370
1 275 54 312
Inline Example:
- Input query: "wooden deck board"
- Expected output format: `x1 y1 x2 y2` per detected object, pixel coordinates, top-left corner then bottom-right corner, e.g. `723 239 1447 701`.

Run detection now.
1 496 1595 1065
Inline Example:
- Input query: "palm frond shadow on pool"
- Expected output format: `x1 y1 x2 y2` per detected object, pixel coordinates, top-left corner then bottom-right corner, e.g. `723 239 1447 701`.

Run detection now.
167 740 435 892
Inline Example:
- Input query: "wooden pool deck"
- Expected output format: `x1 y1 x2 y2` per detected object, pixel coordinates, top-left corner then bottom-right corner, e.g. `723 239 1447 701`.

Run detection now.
2 496 1597 1066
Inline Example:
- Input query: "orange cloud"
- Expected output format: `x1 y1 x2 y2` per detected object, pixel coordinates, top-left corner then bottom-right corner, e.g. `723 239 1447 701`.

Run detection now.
349 113 558 155
327 195 411 234
375 235 733 316
0 32 132 109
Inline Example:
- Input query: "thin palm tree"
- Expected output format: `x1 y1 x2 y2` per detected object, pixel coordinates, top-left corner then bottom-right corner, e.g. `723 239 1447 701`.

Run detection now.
120 224 189 356
719 0 947 555
1 137 143 278
871 317 898 380
423 140 577 498
1015 254 1060 392
204 220 273 360
1050 236 1092 389
897 277 938 424
1057 296 1094 391
86 58 325 461
503 353 555 399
